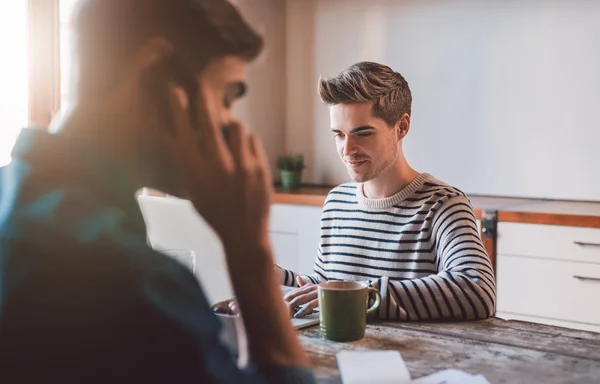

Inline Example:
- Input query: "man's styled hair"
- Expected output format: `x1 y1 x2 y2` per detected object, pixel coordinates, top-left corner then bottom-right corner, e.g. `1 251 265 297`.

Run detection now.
318 61 412 127
72 0 263 98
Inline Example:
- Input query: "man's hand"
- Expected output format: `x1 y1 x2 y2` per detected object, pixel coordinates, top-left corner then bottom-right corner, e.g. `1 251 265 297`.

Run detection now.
167 86 308 369
284 276 319 318
167 86 272 251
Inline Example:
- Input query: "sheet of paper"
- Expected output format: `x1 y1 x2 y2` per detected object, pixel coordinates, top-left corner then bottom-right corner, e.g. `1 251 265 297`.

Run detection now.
336 350 411 384
411 369 491 384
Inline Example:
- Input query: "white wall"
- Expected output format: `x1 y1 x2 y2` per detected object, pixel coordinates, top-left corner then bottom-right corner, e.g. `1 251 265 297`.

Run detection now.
232 0 286 177
284 0 600 201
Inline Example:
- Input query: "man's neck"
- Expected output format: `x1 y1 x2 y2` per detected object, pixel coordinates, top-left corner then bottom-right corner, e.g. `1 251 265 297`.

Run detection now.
362 156 420 199
50 104 150 192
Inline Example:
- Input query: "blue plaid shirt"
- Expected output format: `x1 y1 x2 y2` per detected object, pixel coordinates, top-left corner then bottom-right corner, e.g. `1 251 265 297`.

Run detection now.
0 128 314 384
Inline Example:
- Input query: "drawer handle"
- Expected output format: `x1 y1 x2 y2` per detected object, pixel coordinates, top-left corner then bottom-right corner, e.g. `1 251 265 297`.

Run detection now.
573 241 600 248
573 275 600 282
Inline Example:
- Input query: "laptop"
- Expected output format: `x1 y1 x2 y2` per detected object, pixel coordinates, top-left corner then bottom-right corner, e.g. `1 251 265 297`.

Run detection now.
137 195 320 330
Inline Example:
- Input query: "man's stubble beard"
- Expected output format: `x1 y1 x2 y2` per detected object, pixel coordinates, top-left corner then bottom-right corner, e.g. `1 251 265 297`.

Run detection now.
348 144 399 184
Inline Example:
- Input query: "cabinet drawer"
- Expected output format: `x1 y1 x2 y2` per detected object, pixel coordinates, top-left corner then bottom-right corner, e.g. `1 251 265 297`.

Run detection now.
497 254 600 326
269 204 300 233
497 222 600 263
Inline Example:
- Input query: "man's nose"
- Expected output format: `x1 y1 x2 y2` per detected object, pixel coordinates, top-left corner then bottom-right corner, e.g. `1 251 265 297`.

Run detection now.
342 136 358 157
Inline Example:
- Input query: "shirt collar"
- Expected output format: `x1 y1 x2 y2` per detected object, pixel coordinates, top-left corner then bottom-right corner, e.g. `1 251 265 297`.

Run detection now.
10 127 146 235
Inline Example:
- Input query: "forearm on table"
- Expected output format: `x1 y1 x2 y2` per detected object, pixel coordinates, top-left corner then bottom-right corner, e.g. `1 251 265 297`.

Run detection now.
368 268 496 321
275 265 300 286
226 242 308 368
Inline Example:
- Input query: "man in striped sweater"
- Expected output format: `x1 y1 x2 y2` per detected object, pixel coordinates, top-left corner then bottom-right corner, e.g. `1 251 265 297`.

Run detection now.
279 62 496 321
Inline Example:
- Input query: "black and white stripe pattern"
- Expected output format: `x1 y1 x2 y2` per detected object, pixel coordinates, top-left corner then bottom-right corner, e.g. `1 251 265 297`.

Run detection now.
277 173 496 321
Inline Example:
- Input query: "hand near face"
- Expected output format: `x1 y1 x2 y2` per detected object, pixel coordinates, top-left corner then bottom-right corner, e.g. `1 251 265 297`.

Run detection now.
166 84 273 251
283 276 319 318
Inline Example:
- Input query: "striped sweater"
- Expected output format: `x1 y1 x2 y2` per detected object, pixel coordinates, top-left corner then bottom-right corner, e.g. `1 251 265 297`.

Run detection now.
277 173 496 321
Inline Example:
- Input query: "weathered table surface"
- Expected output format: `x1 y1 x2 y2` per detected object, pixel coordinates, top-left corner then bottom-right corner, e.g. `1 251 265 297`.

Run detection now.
299 317 600 383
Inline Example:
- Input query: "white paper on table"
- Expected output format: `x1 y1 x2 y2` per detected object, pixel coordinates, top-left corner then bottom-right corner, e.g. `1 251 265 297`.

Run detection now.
336 350 411 384
411 369 492 384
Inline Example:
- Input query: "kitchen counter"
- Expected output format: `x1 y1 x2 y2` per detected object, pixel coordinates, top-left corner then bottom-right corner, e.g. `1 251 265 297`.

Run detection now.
275 185 600 227
273 186 332 206
499 200 600 228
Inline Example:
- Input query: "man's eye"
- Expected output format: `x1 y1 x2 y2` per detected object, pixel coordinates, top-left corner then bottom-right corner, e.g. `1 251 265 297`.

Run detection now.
357 132 372 137
334 133 343 138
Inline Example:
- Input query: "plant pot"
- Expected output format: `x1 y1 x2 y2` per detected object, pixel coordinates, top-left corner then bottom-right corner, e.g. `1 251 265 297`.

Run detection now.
280 170 302 190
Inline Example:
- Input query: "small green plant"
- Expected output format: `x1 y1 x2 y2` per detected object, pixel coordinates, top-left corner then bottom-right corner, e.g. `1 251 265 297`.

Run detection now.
276 154 305 172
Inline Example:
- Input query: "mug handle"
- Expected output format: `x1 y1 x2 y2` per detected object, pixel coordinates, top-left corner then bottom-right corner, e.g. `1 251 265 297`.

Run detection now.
366 287 382 316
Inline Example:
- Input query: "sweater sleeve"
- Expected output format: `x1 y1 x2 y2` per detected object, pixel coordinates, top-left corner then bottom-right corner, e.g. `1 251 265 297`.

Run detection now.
369 196 496 321
275 248 328 287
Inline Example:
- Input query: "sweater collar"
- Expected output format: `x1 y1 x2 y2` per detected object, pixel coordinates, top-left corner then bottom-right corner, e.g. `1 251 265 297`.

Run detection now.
356 173 432 209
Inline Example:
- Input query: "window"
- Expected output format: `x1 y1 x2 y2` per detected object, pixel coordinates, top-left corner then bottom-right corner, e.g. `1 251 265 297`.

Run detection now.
59 0 77 113
0 2 28 166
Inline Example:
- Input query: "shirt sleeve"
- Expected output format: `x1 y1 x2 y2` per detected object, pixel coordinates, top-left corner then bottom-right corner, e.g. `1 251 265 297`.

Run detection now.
275 250 328 287
365 196 496 321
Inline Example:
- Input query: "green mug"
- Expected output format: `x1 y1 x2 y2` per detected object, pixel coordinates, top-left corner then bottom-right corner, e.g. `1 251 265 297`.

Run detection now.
318 281 381 342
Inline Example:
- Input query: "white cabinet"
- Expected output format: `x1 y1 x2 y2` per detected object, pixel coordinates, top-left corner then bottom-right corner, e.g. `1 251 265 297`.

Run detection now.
269 204 300 233
271 232 298 272
496 222 600 332
296 206 323 274
497 222 600 264
269 204 323 276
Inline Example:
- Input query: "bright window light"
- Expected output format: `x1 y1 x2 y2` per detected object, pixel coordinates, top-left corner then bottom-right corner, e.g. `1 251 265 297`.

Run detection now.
0 2 28 166
59 0 78 113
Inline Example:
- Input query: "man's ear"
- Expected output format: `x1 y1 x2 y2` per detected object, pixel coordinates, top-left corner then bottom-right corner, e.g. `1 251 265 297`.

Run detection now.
131 37 175 73
109 37 175 105
396 113 411 140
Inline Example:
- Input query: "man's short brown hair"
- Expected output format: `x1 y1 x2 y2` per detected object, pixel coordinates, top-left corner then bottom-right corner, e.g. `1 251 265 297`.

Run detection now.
73 0 263 98
318 61 412 127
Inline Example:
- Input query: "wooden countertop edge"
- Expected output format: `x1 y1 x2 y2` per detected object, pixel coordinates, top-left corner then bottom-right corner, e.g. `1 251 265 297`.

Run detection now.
142 187 600 228
273 189 600 227
498 211 600 228
274 191 485 219
273 193 327 206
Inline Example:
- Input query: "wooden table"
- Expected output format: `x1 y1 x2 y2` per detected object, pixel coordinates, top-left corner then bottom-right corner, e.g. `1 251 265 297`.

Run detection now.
300 318 600 383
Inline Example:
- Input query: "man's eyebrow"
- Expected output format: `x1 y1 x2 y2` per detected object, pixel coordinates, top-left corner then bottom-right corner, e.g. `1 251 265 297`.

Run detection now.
331 125 375 133
350 126 376 133
330 126 376 133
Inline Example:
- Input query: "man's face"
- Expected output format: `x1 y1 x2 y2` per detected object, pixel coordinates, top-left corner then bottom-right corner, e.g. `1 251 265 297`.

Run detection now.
147 55 248 197
330 103 399 183
198 55 248 130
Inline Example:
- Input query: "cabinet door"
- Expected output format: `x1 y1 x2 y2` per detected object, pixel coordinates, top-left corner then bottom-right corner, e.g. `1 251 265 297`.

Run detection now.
271 232 298 272
496 222 600 332
270 204 301 272
496 254 600 332
296 206 323 275
269 203 323 275
269 204 299 233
